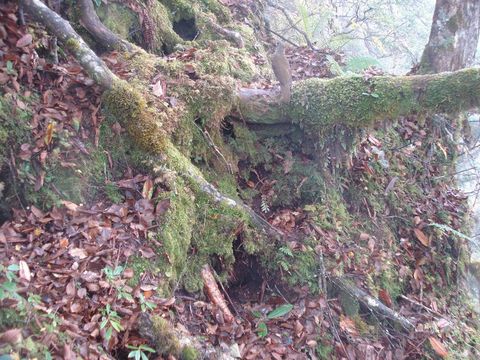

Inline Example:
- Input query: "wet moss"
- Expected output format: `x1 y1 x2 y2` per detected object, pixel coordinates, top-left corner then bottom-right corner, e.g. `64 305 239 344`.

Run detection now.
146 1 183 54
289 69 480 137
194 41 258 81
65 37 81 52
290 75 415 133
97 3 139 42
180 345 199 360
163 0 230 24
156 176 196 289
102 80 170 154
151 316 181 356
0 93 32 169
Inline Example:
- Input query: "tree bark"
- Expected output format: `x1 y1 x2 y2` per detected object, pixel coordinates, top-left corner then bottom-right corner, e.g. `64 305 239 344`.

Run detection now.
419 0 480 74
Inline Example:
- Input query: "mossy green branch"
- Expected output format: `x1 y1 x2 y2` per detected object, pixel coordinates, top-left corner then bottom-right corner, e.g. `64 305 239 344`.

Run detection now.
290 68 480 132
239 68 480 134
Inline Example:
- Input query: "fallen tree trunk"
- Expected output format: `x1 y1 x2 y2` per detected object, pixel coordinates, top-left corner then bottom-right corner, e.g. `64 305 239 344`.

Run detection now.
331 278 415 332
238 70 480 134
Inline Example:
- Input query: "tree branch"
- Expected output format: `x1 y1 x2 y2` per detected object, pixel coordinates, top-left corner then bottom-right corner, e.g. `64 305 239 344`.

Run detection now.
238 69 480 133
266 0 318 51
331 277 415 332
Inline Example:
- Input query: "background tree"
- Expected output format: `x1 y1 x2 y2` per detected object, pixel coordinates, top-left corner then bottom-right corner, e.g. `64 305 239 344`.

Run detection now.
419 0 480 73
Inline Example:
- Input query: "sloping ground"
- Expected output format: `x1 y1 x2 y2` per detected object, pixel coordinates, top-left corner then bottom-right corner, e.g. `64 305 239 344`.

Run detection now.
1 3 480 360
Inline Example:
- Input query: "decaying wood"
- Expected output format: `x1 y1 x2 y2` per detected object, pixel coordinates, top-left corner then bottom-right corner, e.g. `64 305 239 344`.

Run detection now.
201 265 235 324
331 277 415 332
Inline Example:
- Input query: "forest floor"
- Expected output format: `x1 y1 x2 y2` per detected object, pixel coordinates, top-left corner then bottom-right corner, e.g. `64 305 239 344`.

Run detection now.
1 3 480 359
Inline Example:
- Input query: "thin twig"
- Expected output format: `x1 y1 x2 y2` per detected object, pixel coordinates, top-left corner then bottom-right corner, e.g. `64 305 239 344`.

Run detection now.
266 0 318 51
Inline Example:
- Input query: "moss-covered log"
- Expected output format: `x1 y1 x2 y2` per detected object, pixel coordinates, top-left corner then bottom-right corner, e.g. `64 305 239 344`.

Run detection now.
238 68 480 134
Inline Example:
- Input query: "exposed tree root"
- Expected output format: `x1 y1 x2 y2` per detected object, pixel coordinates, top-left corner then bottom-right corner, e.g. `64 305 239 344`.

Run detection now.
17 0 456 335
202 15 244 48
77 0 133 52
21 0 115 88
22 0 282 243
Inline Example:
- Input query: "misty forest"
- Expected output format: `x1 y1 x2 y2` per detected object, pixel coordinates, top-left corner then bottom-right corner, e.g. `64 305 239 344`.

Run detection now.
2 0 480 359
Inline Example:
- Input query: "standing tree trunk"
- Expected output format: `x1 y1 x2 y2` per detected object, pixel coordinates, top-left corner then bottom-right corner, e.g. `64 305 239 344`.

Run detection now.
419 0 480 74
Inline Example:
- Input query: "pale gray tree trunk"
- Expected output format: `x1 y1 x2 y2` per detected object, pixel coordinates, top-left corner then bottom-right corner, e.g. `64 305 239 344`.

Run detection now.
419 0 480 73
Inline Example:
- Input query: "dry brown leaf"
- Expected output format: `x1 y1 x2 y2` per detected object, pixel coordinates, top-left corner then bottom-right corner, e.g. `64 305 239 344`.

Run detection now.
63 344 76 360
339 316 358 336
59 237 69 248
0 328 23 345
16 33 32 47
429 336 448 358
378 289 393 308
359 233 370 241
414 228 430 247
18 260 31 282
62 200 79 212
81 271 100 282
45 122 54 145
142 178 154 199
69 247 88 259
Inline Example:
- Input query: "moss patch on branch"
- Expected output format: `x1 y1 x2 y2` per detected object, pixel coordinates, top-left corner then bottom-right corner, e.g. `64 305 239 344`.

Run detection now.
289 68 480 136
103 80 170 153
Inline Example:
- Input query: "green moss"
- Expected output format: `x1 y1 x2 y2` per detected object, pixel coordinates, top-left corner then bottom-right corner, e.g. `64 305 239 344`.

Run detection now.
199 0 231 23
127 256 155 287
162 0 230 24
290 75 416 133
146 1 183 54
271 237 319 290
194 41 258 81
103 80 169 154
65 37 81 52
162 0 196 22
105 182 124 203
180 345 199 360
289 69 480 139
182 190 245 292
0 308 24 330
378 266 403 302
151 316 181 356
156 177 196 290
123 50 160 80
0 93 32 167
315 342 333 360
97 3 139 42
